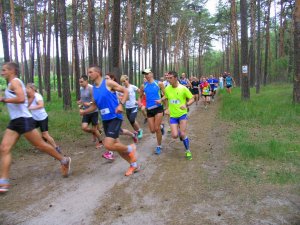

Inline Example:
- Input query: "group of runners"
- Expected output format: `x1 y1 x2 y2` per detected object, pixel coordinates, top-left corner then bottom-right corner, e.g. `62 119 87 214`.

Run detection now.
0 61 235 193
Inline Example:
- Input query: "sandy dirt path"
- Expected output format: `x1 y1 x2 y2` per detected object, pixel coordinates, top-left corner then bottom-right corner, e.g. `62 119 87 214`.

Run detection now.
0 98 299 225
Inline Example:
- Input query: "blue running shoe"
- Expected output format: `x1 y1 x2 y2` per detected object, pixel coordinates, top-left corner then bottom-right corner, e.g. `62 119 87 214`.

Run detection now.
137 129 143 139
155 146 161 155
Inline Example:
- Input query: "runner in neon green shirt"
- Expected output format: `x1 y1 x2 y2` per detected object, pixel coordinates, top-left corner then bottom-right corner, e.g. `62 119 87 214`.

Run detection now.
160 71 195 160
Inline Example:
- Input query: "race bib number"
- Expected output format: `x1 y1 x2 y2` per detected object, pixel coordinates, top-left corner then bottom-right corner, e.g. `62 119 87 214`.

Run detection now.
100 108 110 115
170 99 181 104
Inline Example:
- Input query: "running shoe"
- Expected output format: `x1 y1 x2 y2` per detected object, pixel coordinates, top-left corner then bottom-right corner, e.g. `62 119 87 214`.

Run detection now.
160 124 165 135
125 165 140 176
96 141 103 149
61 157 72 177
155 146 161 155
132 132 138 143
143 118 148 124
137 129 143 139
185 151 192 160
0 179 9 193
55 146 62 154
102 151 115 161
128 144 137 163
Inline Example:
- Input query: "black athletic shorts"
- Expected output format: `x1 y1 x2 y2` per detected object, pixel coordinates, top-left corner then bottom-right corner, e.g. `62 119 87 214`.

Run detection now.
126 107 138 124
7 117 36 135
82 111 99 125
34 117 49 132
102 118 122 139
146 105 164 118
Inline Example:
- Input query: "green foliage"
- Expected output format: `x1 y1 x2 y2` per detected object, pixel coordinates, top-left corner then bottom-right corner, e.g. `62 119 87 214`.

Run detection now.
219 84 300 185
270 56 290 82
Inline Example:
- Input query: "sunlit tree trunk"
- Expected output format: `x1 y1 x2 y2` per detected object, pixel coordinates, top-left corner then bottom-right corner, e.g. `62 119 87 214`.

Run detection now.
9 0 19 64
54 0 62 97
111 0 121 80
44 0 52 101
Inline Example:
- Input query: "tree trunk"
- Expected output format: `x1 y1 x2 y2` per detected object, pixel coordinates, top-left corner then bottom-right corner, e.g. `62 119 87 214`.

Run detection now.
20 4 29 83
73 0 80 100
293 0 300 103
231 0 240 86
249 0 256 87
0 1 10 62
124 0 132 76
54 0 62 97
111 0 121 80
44 0 52 101
59 0 72 109
9 0 19 64
240 0 250 100
256 0 261 94
263 0 271 86
151 0 157 77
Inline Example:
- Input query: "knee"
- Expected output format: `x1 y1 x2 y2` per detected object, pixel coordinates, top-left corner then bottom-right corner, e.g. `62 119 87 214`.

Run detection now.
171 134 178 139
81 126 89 132
0 144 10 155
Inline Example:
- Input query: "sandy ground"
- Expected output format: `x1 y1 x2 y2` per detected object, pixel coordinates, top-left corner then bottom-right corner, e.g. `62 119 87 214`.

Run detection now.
0 97 299 225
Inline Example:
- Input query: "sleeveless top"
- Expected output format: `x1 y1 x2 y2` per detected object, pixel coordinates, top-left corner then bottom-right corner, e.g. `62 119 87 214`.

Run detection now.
144 80 161 109
80 84 98 113
30 92 48 121
93 79 122 121
5 78 32 120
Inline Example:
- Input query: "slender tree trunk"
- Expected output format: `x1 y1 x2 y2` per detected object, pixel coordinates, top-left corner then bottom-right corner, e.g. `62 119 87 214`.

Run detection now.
263 0 271 86
231 0 239 85
44 0 52 101
73 0 80 100
111 0 121 80
59 0 72 109
256 0 261 94
20 5 29 83
54 0 62 97
0 1 10 62
9 0 19 64
151 0 157 77
249 0 256 87
240 0 250 100
293 0 300 103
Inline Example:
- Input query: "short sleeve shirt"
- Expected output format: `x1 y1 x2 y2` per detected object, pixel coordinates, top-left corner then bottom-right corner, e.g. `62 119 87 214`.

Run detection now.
164 84 193 118
125 84 139 108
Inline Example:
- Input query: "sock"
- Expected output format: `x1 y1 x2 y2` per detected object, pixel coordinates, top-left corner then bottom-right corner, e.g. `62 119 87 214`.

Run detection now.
183 137 190 150
60 157 68 165
130 162 137 167
127 145 133 153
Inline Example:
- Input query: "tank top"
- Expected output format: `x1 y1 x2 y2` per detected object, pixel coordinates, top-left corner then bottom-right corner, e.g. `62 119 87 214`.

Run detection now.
80 84 98 113
5 78 32 120
93 79 122 121
30 92 48 121
144 80 161 109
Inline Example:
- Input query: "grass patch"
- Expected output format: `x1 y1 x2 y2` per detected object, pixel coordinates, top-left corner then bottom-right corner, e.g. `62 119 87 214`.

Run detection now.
219 84 300 185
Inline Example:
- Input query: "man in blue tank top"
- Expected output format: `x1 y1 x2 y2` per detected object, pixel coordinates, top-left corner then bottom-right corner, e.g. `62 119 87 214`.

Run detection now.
139 68 166 155
80 66 140 176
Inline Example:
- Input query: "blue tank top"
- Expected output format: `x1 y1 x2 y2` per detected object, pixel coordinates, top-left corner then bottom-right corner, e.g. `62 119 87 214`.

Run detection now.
225 76 233 85
93 79 122 121
144 80 161 109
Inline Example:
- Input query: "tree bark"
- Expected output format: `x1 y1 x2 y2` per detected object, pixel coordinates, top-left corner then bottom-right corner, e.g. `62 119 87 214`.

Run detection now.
0 1 10 62
240 0 250 100
293 0 300 103
111 0 121 80
9 0 19 64
263 0 271 86
73 0 80 100
54 0 62 97
59 0 72 109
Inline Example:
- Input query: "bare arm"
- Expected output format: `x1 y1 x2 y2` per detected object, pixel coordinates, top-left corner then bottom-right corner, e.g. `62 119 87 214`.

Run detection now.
0 79 25 103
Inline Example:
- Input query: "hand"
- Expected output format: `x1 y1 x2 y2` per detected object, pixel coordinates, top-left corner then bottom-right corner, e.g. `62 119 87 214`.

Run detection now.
155 99 162 104
164 108 170 115
0 97 5 103
180 104 188 110
79 109 85 116
115 104 123 114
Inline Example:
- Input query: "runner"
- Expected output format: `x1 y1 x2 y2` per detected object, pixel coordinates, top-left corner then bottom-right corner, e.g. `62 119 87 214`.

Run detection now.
225 72 236 94
179 72 191 89
207 75 219 101
190 76 200 105
139 68 165 155
0 62 71 193
77 75 103 149
200 77 211 109
120 75 143 139
80 66 139 176
26 83 61 153
162 71 195 160
219 74 224 89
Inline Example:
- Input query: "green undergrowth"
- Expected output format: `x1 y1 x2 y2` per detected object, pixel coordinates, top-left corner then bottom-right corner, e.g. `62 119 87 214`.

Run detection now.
218 84 300 185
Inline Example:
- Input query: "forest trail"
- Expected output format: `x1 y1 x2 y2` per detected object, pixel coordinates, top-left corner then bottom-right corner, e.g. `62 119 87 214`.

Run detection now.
0 96 299 225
